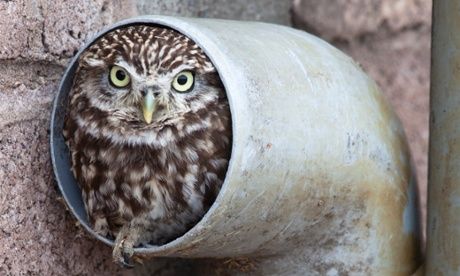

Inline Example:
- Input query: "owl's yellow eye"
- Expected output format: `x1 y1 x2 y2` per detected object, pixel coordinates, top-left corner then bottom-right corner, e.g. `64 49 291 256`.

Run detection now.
172 71 194 93
109 65 130 88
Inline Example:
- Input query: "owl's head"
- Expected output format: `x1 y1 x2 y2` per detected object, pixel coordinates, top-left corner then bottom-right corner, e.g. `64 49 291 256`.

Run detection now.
69 25 227 146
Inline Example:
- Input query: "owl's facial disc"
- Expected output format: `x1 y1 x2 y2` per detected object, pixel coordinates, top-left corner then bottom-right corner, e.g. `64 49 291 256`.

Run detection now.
76 26 223 133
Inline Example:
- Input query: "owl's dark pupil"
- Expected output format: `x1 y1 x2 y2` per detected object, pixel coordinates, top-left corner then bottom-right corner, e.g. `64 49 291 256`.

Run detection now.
116 70 126 80
177 75 188 85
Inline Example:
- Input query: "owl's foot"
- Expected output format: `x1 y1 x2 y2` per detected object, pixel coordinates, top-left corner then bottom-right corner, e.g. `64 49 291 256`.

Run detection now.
113 224 141 269
113 238 135 268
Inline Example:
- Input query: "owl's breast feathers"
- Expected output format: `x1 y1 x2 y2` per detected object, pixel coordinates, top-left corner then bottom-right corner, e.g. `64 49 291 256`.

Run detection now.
63 97 231 240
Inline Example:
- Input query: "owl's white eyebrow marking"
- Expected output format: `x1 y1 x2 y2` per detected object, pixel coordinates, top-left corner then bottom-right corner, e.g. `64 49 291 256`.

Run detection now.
115 60 136 75
168 64 196 77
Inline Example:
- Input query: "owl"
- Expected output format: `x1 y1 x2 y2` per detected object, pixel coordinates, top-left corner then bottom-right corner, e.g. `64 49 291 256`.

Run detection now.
63 25 232 267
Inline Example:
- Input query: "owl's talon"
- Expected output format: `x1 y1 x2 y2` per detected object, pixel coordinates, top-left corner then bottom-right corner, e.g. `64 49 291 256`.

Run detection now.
113 238 135 268
122 242 135 268
120 255 135 269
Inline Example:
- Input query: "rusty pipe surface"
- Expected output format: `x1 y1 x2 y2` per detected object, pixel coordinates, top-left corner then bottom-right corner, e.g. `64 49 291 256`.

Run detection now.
50 16 422 275
427 1 460 274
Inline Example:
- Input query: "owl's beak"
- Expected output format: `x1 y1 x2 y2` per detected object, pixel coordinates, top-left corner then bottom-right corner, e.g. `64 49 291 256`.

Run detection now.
142 90 155 124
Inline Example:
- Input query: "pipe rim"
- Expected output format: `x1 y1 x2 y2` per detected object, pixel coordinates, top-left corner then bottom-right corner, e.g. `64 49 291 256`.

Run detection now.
50 15 245 254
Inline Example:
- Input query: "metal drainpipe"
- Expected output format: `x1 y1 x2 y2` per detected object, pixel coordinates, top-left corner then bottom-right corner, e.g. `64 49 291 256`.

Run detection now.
427 1 460 274
50 16 422 275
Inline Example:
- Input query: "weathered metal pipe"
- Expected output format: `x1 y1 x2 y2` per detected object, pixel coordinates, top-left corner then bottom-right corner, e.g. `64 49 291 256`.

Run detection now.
50 16 422 274
427 1 460 274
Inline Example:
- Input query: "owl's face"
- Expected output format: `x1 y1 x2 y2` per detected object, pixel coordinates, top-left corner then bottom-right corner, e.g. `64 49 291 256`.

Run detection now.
70 26 225 146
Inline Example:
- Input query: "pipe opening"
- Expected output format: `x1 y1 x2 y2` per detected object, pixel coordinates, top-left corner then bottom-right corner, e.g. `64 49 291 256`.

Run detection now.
51 21 234 253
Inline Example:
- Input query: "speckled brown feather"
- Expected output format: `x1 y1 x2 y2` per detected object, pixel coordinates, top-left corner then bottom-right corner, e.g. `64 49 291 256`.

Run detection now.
63 26 231 262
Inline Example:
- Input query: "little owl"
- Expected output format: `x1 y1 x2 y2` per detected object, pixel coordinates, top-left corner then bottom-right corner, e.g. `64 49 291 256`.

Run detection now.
63 25 232 267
